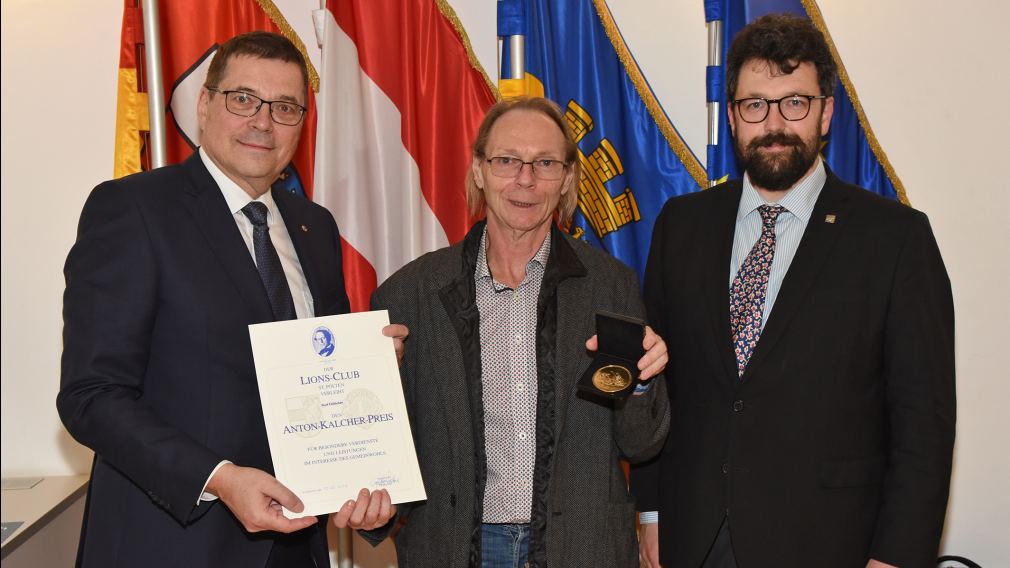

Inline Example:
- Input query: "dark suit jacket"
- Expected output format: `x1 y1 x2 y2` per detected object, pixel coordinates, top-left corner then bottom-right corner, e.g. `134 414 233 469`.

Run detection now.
631 172 955 568
58 153 350 568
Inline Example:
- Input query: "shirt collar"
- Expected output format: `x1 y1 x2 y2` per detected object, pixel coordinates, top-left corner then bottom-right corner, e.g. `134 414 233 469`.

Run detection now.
738 158 826 224
199 147 277 218
476 225 552 283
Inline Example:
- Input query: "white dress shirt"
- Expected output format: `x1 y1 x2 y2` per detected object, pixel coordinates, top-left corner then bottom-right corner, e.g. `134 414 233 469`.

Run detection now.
200 148 314 319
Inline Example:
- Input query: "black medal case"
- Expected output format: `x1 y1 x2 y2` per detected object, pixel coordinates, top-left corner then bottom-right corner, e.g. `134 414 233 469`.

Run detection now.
577 311 645 399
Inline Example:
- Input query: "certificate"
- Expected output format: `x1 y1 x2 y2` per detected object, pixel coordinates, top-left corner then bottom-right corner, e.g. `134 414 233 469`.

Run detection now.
249 310 426 518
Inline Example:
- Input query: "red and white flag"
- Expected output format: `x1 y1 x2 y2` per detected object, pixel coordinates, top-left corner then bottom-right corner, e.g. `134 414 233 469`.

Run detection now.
314 0 497 310
113 0 496 310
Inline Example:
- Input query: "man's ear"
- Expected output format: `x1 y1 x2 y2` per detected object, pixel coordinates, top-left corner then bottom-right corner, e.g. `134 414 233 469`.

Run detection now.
197 87 211 132
819 95 835 136
560 162 576 197
727 101 737 139
471 156 485 190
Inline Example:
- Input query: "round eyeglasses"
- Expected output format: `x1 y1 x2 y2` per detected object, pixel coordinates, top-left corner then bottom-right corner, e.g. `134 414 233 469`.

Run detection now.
486 156 568 181
732 95 828 123
206 87 306 126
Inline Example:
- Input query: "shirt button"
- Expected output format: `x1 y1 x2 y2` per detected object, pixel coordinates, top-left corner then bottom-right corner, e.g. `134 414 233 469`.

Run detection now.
733 400 745 412
516 383 526 391
721 463 730 474
518 432 527 441
514 333 522 344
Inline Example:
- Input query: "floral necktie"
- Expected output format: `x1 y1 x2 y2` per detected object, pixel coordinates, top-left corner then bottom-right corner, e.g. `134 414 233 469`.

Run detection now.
730 204 784 378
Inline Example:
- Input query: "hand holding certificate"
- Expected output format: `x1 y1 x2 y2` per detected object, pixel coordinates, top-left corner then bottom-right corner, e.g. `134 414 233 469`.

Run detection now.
249 310 426 518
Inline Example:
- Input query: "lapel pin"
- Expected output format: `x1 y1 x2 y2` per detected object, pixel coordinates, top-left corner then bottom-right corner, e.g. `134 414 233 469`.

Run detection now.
824 214 837 224
300 224 309 233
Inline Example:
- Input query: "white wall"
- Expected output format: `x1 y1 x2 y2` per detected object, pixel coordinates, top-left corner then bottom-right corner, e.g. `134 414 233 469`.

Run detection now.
812 3 1010 561
2 0 1007 564
1 0 120 476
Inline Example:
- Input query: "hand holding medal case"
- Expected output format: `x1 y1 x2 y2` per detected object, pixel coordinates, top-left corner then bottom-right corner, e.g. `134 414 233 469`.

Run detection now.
577 311 645 399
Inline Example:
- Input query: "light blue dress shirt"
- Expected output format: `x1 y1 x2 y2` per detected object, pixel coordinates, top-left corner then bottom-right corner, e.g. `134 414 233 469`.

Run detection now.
729 159 826 330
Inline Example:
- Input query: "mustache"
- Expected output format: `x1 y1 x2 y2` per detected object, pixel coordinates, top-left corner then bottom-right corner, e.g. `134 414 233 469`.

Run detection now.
746 132 804 151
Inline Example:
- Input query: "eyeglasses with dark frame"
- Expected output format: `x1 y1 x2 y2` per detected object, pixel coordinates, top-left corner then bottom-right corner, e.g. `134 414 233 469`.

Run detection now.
732 95 828 123
485 156 568 181
206 87 307 126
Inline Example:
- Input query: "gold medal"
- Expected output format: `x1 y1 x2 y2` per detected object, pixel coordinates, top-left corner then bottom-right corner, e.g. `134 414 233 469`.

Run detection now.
592 364 633 393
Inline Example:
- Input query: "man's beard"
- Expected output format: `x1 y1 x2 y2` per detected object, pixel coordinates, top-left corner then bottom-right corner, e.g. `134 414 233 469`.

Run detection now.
736 129 821 191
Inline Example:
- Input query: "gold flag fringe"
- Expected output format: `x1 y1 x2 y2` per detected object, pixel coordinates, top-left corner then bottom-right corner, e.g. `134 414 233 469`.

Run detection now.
255 0 321 93
436 0 501 101
592 0 708 188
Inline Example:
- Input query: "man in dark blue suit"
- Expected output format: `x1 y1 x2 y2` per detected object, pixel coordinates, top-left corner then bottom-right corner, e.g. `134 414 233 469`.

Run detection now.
633 15 955 568
58 32 396 568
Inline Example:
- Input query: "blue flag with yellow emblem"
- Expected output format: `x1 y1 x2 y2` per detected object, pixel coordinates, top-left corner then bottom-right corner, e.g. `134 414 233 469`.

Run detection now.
498 0 706 278
705 0 907 202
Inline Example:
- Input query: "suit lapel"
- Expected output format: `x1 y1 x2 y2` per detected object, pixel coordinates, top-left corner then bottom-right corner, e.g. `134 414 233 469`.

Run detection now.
179 154 273 323
273 188 324 313
742 176 852 380
705 183 746 385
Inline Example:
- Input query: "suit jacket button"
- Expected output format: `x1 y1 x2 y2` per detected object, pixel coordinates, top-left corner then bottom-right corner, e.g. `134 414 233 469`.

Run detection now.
732 400 744 412
721 463 730 474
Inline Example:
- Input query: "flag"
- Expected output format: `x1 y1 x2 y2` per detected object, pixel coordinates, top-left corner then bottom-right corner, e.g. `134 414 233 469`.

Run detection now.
113 0 495 311
315 0 498 311
705 0 907 202
113 2 149 178
498 0 706 278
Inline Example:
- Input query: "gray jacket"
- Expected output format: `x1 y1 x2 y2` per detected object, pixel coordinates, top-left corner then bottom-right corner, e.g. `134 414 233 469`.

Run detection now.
365 222 669 567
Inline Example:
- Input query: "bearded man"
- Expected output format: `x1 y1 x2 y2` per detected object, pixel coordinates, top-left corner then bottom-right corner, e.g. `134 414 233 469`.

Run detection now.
631 13 955 568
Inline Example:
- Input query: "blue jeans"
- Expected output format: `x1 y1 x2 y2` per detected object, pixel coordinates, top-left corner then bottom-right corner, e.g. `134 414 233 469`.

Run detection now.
481 523 530 568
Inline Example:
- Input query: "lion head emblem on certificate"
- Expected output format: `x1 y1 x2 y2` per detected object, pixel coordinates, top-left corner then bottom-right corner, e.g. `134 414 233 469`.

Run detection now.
311 326 336 357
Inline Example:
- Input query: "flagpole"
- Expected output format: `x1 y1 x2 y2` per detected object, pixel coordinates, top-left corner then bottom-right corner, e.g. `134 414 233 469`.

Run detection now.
497 0 526 90
141 0 167 168
312 4 356 563
707 19 722 187
508 34 525 79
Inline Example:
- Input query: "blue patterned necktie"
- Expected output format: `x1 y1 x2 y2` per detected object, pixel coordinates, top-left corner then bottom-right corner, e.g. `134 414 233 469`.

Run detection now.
241 202 297 321
730 204 785 378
